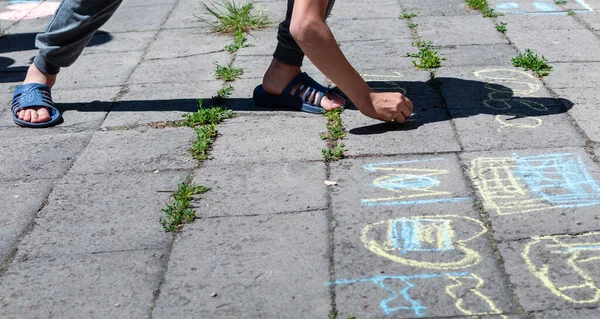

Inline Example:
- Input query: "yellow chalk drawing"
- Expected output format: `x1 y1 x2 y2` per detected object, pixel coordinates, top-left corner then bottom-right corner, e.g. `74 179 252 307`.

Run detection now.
474 68 547 130
361 72 404 79
495 114 543 131
523 232 600 303
445 273 508 318
470 153 600 216
361 215 487 270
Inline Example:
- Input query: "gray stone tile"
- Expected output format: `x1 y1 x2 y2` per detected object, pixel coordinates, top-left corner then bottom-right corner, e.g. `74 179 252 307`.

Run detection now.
500 233 600 311
56 51 145 89
144 29 229 60
339 39 415 71
327 0 401 20
413 15 508 46
438 44 518 67
163 0 210 30
553 87 600 143
498 13 585 30
577 11 600 30
401 0 475 16
0 132 90 180
101 3 174 32
544 62 600 89
153 212 331 318
0 179 55 264
102 81 224 128
236 28 278 56
128 52 230 84
70 127 196 174
0 250 164 318
328 18 414 41
82 30 156 54
506 28 600 62
489 0 565 13
15 172 180 258
531 308 600 319
462 148 600 241
329 157 515 318
191 161 327 218
208 114 325 164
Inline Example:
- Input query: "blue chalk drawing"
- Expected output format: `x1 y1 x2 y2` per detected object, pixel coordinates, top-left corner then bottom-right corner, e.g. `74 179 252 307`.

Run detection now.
327 273 469 316
393 218 454 254
497 2 520 9
363 158 444 172
513 153 600 209
373 175 440 190
563 245 600 253
533 1 558 11
362 197 470 206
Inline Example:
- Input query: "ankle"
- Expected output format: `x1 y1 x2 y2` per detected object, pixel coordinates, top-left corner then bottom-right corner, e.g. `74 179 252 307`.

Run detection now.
262 59 301 94
23 64 56 88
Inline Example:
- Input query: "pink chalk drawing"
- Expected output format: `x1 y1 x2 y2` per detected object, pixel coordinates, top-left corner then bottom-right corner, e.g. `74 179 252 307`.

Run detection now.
0 2 60 21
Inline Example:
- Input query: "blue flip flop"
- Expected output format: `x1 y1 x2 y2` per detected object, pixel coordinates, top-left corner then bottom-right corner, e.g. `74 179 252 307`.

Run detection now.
253 72 343 113
11 83 62 128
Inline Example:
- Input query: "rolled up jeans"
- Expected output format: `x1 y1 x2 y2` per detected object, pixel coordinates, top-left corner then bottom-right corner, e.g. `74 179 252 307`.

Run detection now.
33 0 336 75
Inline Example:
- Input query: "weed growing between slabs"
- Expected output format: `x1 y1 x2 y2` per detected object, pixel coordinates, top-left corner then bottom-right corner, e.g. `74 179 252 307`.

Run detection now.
160 175 210 232
512 49 552 76
555 0 567 4
215 61 244 81
398 9 417 19
495 21 507 33
329 311 356 319
399 9 443 82
465 0 501 17
321 108 346 162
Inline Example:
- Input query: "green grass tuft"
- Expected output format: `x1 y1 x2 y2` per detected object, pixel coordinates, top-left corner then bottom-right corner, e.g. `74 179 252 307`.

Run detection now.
555 0 567 4
495 21 507 33
323 108 346 140
511 49 553 77
160 175 209 232
224 29 251 53
322 143 345 162
406 41 442 70
179 99 235 127
212 85 234 106
399 9 417 19
198 0 271 34
190 124 219 160
215 61 244 81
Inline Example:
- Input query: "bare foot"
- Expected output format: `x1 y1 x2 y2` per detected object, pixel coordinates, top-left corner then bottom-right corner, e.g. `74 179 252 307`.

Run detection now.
262 58 345 111
17 64 57 123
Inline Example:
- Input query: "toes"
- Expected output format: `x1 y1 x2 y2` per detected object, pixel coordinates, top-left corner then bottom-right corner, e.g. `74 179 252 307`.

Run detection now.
37 108 51 122
22 109 32 122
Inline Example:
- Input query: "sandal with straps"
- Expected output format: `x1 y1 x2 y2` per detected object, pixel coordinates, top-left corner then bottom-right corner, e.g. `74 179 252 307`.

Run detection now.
12 83 62 128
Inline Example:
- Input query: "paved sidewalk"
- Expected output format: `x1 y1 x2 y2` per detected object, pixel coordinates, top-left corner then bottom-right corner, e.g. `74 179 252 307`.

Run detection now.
2 0 600 318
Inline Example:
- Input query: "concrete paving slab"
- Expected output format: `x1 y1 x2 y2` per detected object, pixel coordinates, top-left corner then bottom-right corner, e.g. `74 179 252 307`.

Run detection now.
499 234 600 311
497 13 585 30
70 127 195 174
506 28 600 62
449 109 584 151
235 54 321 81
338 39 415 71
577 11 600 30
128 52 230 84
0 12 52 33
102 81 224 128
553 87 600 143
0 179 54 264
0 250 164 318
490 0 567 13
191 160 327 218
144 29 229 60
400 0 474 17
413 15 508 46
153 211 331 318
543 62 600 89
252 0 286 24
120 0 176 8
0 132 89 180
236 28 278 56
437 44 518 67
56 50 145 89
208 114 325 164
328 18 413 41
326 0 401 20
101 3 174 33
15 171 181 258
531 308 600 318
82 30 157 54
162 0 205 30
461 147 600 241
329 157 514 318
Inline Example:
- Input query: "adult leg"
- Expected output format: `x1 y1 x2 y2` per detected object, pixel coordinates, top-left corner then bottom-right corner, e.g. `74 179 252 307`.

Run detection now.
259 0 345 111
16 0 123 124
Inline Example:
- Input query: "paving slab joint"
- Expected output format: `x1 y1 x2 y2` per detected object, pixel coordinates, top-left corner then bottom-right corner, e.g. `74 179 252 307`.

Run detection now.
324 163 338 316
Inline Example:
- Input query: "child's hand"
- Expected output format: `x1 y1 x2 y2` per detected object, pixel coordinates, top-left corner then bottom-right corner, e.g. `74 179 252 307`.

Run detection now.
368 92 414 122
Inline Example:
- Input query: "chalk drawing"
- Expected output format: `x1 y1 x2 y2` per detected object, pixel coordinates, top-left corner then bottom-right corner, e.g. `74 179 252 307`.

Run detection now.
362 158 470 207
361 72 404 79
523 232 600 303
474 69 549 130
361 215 487 269
470 153 600 215
0 1 59 20
328 272 505 317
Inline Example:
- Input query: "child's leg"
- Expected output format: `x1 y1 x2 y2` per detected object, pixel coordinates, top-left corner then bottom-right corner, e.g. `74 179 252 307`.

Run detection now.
260 0 345 111
16 0 123 124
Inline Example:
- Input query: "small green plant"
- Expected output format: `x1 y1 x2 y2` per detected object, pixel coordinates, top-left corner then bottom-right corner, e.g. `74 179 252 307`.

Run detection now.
399 9 417 19
481 7 500 17
465 0 487 10
406 41 442 70
322 143 345 162
212 85 234 106
555 0 567 4
179 99 235 127
408 23 418 29
215 61 244 81
322 108 346 140
198 0 271 34
160 175 209 232
511 49 552 76
495 21 507 33
329 311 356 319
224 29 250 53
190 124 219 160
568 10 576 15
